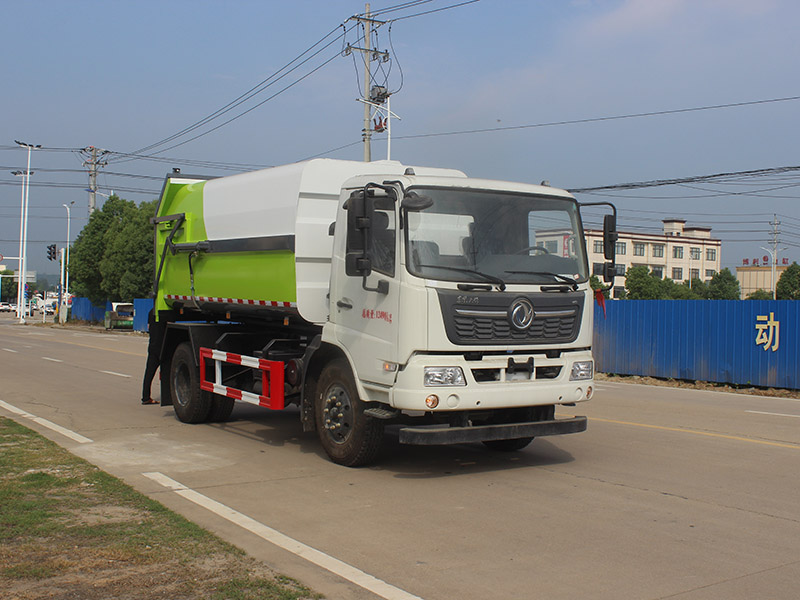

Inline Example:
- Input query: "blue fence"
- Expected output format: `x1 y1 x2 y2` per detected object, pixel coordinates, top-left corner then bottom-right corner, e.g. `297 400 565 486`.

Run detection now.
133 298 154 332
70 298 111 323
69 297 153 332
593 300 800 389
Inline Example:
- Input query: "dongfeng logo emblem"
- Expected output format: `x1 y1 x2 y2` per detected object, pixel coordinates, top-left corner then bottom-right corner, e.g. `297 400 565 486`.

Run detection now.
509 298 534 330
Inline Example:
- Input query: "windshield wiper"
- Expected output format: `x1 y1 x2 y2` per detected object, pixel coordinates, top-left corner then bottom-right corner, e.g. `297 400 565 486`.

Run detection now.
504 270 578 290
418 264 506 291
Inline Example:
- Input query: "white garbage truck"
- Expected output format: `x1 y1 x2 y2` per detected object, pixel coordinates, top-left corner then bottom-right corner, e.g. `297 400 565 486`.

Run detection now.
150 158 617 466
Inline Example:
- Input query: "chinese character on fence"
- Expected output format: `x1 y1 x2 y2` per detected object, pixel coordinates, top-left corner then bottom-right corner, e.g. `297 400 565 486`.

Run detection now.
755 312 779 352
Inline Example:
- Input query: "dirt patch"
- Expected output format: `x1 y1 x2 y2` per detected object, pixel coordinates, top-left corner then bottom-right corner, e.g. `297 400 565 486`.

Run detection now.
596 372 800 399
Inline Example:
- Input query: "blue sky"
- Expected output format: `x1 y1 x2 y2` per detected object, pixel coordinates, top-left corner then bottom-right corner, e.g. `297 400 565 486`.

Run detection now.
1 0 799 278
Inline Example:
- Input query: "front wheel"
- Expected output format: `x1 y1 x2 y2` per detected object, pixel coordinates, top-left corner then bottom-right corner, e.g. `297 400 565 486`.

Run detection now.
170 342 211 423
314 359 384 467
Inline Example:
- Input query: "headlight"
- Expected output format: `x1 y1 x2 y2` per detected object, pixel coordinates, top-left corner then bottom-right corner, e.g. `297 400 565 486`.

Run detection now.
570 360 593 381
424 366 466 386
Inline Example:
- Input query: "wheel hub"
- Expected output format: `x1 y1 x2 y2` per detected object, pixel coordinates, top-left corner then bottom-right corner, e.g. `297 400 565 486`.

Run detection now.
322 384 352 443
174 364 191 407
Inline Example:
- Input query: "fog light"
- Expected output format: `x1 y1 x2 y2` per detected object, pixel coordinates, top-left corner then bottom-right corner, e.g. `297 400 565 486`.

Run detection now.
425 394 440 409
570 360 593 381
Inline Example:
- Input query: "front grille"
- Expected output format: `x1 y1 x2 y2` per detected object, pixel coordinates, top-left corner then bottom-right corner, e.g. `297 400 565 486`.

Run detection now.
438 290 584 345
454 312 577 341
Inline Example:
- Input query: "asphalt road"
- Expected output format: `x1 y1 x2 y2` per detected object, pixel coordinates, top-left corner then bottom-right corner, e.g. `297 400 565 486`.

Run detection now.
1 313 798 600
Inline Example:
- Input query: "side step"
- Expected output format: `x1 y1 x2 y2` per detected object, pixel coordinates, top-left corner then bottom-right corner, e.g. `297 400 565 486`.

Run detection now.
364 407 400 420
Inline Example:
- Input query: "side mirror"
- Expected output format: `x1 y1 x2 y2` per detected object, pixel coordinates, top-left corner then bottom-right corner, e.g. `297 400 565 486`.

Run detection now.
345 190 372 277
401 191 434 211
603 214 617 261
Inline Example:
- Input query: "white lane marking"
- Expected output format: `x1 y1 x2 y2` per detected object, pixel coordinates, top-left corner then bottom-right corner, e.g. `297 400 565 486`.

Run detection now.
746 410 800 419
0 399 33 417
0 399 93 444
143 472 424 600
42 356 63 363
3 348 17 353
100 370 132 378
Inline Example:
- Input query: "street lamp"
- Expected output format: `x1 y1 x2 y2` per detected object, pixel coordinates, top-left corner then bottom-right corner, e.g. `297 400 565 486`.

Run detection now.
15 140 40 323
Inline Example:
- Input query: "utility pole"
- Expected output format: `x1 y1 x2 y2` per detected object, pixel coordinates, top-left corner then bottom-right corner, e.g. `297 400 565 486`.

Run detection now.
347 4 389 162
761 214 786 300
83 146 108 213
362 3 372 162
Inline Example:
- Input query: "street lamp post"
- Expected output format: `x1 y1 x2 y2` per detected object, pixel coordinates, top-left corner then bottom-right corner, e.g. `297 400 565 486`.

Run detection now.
61 202 74 323
14 140 41 324
11 170 26 320
62 202 73 296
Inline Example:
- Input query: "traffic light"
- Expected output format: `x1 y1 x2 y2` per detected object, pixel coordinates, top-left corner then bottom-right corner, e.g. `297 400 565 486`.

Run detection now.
47 244 57 261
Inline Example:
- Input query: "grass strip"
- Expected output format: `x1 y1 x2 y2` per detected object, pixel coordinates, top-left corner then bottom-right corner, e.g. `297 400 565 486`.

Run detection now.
0 417 322 600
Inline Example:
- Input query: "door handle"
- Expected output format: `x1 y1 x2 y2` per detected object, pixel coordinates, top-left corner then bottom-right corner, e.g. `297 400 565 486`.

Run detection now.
336 300 353 309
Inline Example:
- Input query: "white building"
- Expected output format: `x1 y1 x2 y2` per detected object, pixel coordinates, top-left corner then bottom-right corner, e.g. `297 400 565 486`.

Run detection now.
585 219 722 298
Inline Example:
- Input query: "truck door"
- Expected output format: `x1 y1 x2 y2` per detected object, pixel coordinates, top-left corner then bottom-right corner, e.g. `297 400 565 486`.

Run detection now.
330 188 400 387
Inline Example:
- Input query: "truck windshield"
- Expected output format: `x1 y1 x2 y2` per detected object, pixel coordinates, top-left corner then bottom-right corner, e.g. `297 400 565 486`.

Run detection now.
404 187 588 285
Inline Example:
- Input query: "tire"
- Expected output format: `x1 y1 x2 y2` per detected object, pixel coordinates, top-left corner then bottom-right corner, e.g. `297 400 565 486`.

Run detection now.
207 395 235 422
481 405 554 452
170 342 211 423
315 359 384 467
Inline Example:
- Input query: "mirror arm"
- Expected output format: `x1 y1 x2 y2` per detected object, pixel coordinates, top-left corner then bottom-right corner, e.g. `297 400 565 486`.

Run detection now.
362 277 389 295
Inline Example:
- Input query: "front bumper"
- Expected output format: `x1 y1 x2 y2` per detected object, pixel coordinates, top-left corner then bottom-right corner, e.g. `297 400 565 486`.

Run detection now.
399 415 587 445
389 350 594 411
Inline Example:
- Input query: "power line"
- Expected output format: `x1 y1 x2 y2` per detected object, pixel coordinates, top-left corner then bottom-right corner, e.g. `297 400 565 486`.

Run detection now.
0 180 158 196
388 0 481 22
388 95 800 143
118 23 356 160
569 165 800 193
370 0 436 18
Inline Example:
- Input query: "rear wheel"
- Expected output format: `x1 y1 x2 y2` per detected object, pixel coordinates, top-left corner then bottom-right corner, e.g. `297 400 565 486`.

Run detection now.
170 342 211 423
315 359 384 467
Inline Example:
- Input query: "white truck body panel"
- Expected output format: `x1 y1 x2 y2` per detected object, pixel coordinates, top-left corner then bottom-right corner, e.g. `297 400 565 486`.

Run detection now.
202 159 465 323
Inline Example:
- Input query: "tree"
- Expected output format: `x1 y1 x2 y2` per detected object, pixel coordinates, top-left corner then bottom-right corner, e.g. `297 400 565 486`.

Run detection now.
70 195 155 303
100 200 156 301
707 268 740 300
625 265 662 299
776 262 800 300
1 269 15 302
688 278 709 299
746 289 773 300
